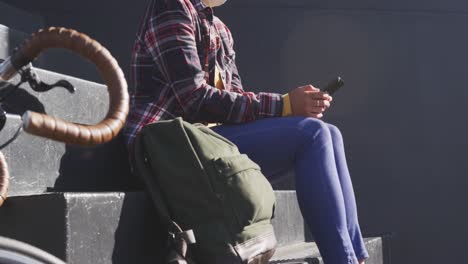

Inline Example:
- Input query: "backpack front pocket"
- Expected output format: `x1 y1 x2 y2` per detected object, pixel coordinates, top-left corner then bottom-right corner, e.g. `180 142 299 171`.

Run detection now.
211 154 276 231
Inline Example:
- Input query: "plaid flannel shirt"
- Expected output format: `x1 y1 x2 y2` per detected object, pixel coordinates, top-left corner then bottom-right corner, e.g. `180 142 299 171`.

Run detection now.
123 0 283 145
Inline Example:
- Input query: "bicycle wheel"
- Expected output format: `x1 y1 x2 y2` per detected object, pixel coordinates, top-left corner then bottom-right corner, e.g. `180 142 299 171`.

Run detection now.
0 237 65 264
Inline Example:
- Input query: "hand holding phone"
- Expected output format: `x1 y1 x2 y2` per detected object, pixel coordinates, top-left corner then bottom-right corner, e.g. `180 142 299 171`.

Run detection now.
322 76 344 95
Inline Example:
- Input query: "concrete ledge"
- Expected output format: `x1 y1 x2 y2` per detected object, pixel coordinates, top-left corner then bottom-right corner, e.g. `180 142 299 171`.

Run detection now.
0 192 162 263
0 191 310 263
0 191 388 263
271 238 384 264
0 24 27 61
0 66 135 196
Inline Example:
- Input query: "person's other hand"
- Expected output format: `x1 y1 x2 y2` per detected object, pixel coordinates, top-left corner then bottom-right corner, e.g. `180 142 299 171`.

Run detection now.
288 85 333 118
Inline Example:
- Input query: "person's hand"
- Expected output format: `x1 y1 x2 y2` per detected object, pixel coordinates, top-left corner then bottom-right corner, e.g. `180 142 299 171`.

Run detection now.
288 85 333 118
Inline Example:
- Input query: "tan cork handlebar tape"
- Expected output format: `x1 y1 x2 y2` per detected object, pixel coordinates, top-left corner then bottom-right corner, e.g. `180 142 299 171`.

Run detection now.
0 152 9 207
11 27 129 146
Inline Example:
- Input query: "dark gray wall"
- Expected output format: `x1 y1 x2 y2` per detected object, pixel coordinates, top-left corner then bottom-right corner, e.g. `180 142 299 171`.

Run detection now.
0 1 148 83
1 1 468 264
223 4 468 264
0 2 43 33
0 3 44 64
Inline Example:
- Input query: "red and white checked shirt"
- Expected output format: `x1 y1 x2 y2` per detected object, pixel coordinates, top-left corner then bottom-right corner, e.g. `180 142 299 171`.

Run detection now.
123 0 284 145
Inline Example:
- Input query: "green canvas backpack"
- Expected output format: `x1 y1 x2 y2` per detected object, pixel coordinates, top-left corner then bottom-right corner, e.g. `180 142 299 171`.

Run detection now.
133 118 277 264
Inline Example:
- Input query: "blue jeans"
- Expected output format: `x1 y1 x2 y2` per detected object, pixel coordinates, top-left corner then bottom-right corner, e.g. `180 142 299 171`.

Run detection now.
213 117 369 264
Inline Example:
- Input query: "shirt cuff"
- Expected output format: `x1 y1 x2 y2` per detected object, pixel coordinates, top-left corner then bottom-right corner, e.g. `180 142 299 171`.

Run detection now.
282 94 292 116
257 92 284 118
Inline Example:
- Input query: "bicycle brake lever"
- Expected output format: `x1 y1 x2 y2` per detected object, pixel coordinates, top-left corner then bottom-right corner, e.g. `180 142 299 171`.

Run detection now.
22 67 76 94
0 105 6 132
32 79 76 94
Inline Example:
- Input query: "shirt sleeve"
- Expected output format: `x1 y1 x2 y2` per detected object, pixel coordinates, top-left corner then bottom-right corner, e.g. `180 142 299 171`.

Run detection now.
143 1 283 123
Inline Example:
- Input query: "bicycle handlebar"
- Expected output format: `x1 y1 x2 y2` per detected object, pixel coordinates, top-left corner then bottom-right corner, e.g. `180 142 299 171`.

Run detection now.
0 27 130 207
0 152 8 207
0 27 129 145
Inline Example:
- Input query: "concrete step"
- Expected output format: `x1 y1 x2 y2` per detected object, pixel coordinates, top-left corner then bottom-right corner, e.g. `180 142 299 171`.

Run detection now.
0 191 388 264
0 24 28 61
0 25 135 198
272 191 308 246
0 59 295 198
0 40 296 197
271 238 384 264
0 23 48 70
0 192 161 263
0 63 135 196
0 57 293 197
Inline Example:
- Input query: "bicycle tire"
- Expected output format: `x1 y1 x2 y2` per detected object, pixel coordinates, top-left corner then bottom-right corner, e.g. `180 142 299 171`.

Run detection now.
0 237 65 264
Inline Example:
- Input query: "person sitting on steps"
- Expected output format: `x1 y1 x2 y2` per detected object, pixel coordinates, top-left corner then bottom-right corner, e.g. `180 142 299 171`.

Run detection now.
123 0 369 263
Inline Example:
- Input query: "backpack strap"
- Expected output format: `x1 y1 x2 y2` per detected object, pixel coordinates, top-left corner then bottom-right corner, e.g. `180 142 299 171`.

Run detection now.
133 134 172 227
166 222 197 264
133 133 196 263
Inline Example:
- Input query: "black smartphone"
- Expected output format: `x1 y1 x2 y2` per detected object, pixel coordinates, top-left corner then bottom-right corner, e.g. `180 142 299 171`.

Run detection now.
322 76 344 95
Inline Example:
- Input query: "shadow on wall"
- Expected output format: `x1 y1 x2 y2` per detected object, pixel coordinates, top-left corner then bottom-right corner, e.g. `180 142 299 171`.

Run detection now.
111 193 167 263
53 135 140 193
0 87 46 116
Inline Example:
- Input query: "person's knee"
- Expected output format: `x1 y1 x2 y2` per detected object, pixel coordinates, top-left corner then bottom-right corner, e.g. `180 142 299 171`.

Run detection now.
298 118 332 146
327 124 343 142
